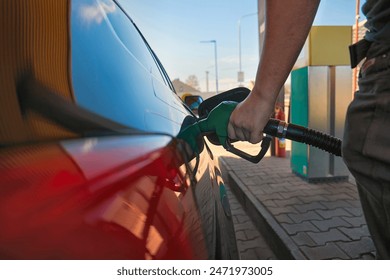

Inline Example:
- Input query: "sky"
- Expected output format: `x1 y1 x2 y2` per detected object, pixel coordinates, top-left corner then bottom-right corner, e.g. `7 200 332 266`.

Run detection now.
119 0 365 92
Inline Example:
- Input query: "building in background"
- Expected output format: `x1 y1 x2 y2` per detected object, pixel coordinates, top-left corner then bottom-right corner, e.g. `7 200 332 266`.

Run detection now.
172 78 200 97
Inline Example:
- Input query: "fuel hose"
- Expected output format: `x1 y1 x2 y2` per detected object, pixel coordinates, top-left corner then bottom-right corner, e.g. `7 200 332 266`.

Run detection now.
264 119 342 157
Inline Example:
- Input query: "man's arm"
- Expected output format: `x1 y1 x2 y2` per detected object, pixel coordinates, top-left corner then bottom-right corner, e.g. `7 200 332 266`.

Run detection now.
228 0 320 143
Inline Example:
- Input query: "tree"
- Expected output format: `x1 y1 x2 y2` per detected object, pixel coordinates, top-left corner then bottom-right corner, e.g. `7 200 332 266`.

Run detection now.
186 75 200 90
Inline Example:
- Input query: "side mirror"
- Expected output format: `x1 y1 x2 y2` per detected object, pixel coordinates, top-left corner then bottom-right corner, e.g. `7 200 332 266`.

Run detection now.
184 95 203 115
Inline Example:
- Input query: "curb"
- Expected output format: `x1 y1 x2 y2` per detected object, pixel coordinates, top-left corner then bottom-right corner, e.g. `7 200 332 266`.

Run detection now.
225 162 306 260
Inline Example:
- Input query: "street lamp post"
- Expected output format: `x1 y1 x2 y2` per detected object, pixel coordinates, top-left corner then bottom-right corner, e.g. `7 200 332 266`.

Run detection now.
205 71 209 92
238 12 258 86
201 40 218 94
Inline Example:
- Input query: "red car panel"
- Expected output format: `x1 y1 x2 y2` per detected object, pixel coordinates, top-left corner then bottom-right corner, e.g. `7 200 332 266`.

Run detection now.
0 135 208 259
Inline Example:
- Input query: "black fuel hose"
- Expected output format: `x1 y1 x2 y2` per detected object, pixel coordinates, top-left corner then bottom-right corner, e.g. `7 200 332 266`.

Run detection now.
263 119 342 157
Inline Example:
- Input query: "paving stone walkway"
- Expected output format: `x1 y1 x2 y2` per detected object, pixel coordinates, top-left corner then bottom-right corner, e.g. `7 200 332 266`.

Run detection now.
214 142 376 260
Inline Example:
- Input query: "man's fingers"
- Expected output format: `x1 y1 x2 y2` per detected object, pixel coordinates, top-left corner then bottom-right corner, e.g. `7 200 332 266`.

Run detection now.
228 122 247 142
242 128 251 141
249 132 263 144
234 127 246 141
227 122 236 141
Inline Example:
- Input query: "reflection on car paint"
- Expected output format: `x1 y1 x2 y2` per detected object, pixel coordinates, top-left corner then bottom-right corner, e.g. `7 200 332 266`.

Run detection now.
78 0 116 25
0 135 209 259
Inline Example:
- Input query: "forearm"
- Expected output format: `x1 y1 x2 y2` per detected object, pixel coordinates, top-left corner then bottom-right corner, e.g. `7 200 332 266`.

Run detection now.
252 0 320 102
228 0 320 144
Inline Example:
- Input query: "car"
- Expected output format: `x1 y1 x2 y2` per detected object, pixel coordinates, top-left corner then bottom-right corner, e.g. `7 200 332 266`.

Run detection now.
0 0 238 259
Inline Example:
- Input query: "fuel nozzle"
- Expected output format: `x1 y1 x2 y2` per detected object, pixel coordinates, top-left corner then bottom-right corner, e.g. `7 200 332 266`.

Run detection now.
178 101 272 162
177 101 236 153
178 101 342 163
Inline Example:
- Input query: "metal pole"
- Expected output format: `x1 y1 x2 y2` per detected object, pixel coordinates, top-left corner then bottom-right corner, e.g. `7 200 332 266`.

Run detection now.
206 71 209 92
213 40 219 94
238 18 242 74
200 40 218 94
238 12 258 86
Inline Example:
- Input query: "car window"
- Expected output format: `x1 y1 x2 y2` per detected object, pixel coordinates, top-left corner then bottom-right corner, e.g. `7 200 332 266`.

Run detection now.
71 0 158 130
114 0 181 98
71 0 189 135
105 1 167 86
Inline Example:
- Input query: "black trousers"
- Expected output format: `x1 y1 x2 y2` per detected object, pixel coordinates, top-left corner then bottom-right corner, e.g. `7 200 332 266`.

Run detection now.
343 42 390 259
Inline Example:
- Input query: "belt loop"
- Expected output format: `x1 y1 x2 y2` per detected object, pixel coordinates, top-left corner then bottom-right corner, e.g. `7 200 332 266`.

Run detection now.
349 39 372 68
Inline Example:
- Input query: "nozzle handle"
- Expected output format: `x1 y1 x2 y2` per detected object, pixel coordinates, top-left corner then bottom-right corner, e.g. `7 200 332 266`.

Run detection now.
225 136 272 163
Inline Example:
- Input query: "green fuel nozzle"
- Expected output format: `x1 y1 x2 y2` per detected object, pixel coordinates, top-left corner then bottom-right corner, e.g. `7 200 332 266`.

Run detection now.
178 101 342 163
197 101 238 149
177 101 236 152
177 101 271 162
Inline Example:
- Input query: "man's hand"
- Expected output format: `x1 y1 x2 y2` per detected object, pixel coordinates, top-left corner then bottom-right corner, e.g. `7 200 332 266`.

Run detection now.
228 89 275 144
